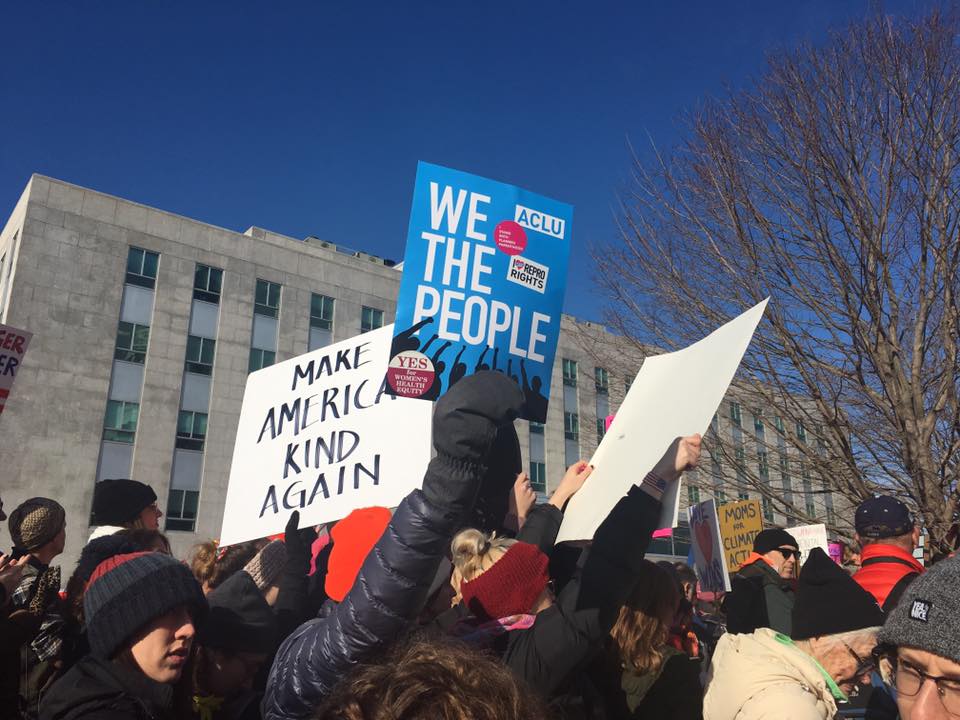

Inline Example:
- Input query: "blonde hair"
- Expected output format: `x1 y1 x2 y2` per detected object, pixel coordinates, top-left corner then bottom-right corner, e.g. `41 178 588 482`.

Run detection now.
449 528 517 603
609 561 681 675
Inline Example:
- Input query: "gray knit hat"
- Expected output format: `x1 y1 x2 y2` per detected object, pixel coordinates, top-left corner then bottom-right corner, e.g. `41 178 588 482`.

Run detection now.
879 555 959 664
84 551 207 659
243 539 287 593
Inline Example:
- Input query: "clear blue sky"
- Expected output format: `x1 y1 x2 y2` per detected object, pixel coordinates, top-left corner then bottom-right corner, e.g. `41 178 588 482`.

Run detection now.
0 1 936 322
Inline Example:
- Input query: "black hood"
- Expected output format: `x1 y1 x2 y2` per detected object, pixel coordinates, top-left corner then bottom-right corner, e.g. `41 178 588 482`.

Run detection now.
39 655 172 719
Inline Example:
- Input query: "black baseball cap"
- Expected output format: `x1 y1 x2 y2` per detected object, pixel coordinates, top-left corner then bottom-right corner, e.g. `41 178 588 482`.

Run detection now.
855 495 913 539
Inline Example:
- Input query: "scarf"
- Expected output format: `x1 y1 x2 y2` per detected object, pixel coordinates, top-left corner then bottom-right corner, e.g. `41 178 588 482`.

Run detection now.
450 613 537 647
193 694 224 720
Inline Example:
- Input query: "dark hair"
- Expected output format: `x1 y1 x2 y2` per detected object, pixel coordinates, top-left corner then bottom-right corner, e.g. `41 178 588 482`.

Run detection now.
115 528 171 555
610 561 681 674
673 562 698 587
314 636 549 720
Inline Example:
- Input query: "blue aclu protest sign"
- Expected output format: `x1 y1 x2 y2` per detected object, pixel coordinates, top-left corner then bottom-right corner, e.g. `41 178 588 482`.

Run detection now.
387 161 572 422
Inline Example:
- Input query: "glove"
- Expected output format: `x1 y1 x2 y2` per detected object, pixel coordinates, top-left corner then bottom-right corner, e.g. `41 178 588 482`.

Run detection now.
431 371 525 462
285 510 318 575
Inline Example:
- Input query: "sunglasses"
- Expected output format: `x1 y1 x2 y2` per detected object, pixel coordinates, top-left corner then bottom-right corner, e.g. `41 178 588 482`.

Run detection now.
774 547 801 560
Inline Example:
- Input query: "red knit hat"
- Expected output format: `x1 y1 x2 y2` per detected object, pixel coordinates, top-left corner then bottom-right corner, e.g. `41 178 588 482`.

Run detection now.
325 507 392 602
459 542 550 621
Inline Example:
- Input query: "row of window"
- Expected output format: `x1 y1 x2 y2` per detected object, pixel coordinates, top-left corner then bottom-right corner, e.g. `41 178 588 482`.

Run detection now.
729 401 809 441
561 359 611 394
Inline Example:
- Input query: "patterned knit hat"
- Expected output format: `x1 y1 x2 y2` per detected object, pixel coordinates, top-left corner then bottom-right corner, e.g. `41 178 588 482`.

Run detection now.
459 541 550 621
8 497 65 551
84 551 207 659
243 540 287 593
880 554 960 664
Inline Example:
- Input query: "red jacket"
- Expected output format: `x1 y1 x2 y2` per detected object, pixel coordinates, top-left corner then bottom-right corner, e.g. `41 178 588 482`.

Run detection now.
853 543 924 609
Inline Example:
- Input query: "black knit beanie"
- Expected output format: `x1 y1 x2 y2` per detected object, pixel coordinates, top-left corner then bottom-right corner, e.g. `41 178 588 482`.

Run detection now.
84 551 207 659
753 528 799 555
198 571 278 654
792 547 885 640
92 479 157 526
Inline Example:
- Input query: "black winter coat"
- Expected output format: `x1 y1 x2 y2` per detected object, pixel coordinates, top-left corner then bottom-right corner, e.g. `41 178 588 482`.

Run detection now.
261 372 525 720
589 646 703 720
39 656 174 720
501 486 661 698
440 484 662 709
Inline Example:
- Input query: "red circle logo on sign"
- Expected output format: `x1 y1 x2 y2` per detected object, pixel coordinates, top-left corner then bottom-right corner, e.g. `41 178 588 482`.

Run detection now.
387 351 435 398
494 220 527 255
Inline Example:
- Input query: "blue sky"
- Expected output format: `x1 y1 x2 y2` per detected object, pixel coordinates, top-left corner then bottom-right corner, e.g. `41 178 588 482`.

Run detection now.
0 1 937 322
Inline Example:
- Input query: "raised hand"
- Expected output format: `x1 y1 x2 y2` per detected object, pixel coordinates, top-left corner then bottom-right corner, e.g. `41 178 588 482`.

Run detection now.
651 434 702 484
549 460 594 510
0 553 27 603
505 472 538 532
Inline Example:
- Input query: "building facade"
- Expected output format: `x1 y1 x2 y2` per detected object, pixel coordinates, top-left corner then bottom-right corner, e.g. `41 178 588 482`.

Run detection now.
0 175 839 568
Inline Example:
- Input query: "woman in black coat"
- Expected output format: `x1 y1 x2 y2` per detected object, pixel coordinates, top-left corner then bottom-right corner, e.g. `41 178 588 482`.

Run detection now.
444 436 703 708
261 372 526 720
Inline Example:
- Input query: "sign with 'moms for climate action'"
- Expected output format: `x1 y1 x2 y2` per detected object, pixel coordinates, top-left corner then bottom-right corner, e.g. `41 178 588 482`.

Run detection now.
387 161 572 423
219 325 432 546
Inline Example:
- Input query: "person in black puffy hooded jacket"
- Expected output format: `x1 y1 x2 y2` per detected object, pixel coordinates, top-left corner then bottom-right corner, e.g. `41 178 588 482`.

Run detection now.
261 371 525 720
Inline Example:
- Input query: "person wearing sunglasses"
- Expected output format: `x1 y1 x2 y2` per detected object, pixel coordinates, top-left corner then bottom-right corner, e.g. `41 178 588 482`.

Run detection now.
878 554 960 720
723 528 801 635
705 547 885 720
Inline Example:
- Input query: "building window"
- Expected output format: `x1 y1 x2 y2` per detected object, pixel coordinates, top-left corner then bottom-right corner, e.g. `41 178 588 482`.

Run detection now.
185 335 215 375
738 490 750 500
310 294 335 330
758 449 769 478
753 412 765 440
176 411 207 451
564 412 579 440
529 461 547 493
710 412 719 436
193 264 223 304
115 321 150 364
710 453 726 503
729 401 742 426
625 376 633 394
126 247 159 289
529 421 545 435
594 367 609 394
104 400 139 443
255 279 281 318
762 496 774 523
597 418 606 442
796 421 807 443
562 359 578 387
774 415 785 433
165 489 199 532
249 348 276 373
361 306 384 333
688 484 701 505
801 464 815 515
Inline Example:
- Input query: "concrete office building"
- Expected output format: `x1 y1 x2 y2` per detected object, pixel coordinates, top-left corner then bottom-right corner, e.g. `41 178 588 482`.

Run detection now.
0 175 838 568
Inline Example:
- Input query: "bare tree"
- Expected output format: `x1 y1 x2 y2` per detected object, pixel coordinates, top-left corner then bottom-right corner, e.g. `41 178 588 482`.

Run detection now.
597 10 960 551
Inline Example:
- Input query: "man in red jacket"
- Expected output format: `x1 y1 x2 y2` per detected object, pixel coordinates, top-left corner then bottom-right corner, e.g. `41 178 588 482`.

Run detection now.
853 495 924 613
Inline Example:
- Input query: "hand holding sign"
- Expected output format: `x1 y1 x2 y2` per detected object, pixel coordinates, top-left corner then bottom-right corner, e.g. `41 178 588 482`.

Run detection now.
549 460 594 510
652 434 702 483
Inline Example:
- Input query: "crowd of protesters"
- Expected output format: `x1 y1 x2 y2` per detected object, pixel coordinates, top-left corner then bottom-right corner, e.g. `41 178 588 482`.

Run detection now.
1 372 957 720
